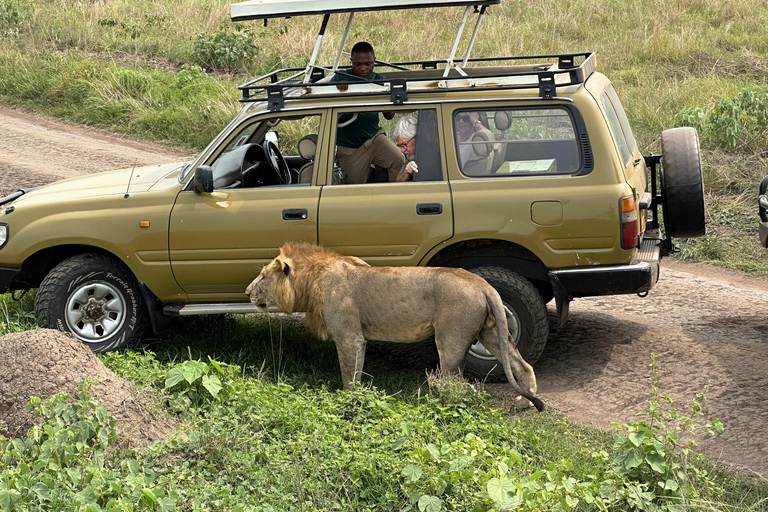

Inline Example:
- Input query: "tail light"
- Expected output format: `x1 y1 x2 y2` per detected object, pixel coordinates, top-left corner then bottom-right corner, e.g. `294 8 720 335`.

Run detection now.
620 195 639 249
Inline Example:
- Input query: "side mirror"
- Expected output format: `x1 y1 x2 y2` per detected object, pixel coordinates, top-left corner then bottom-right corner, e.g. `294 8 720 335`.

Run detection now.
265 130 278 145
194 165 214 194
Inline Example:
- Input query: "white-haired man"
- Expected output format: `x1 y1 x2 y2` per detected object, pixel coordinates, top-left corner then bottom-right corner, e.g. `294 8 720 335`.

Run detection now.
392 115 419 182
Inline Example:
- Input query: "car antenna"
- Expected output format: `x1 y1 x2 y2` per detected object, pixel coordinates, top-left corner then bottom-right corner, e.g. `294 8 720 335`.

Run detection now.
124 160 137 198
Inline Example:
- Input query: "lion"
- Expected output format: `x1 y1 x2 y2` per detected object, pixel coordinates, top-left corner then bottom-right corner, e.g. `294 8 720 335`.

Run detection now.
245 242 543 411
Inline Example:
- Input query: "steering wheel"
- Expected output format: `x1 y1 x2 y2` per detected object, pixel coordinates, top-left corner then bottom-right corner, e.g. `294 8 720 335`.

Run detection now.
262 140 291 185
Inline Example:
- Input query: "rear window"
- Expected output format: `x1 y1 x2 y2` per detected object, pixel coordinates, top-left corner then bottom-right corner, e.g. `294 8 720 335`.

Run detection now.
601 85 637 165
453 107 581 177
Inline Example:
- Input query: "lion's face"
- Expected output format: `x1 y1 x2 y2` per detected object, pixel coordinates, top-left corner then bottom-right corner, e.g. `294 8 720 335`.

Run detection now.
245 256 294 312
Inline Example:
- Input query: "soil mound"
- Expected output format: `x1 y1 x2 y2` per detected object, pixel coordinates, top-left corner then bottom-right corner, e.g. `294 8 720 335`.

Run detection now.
0 329 176 447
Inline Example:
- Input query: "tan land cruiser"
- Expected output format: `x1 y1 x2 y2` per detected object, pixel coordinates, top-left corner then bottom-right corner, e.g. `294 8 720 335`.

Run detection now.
0 0 705 379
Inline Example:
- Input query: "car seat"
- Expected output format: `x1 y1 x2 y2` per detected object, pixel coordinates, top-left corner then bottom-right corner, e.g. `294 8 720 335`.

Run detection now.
490 111 511 172
463 128 498 175
297 134 317 184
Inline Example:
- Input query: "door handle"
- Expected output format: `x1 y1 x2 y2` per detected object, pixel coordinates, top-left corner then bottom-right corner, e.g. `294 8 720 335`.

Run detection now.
416 203 442 215
282 208 308 220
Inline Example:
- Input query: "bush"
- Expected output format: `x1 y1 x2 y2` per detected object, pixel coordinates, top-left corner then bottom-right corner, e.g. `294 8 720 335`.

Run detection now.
675 90 768 153
192 23 260 73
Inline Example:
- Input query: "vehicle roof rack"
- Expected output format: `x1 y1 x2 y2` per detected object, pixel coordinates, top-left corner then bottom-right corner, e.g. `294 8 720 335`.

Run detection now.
238 52 597 112
231 0 595 112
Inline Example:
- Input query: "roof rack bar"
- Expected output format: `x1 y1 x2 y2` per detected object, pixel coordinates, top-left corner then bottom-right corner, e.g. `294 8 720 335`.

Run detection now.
238 51 597 107
332 12 355 73
303 13 331 84
443 5 472 78
461 5 486 67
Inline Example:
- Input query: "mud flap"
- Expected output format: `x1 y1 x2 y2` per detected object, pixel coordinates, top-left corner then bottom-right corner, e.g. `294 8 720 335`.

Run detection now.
549 273 571 328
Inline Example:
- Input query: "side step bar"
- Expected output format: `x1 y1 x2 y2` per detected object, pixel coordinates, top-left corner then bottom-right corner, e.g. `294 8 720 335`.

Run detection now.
163 303 281 316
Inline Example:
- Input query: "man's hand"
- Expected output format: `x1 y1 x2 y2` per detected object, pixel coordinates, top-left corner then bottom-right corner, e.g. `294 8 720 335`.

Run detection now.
396 161 418 182
335 83 349 92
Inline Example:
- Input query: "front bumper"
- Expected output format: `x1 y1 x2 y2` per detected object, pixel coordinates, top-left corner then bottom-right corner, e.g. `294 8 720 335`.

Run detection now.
0 267 20 294
548 237 660 325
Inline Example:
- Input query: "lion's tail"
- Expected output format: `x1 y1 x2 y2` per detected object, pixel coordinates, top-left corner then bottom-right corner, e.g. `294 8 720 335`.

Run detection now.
485 289 545 412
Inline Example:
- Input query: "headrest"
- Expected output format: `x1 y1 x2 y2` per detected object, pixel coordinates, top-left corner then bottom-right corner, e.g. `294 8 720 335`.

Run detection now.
470 129 495 157
297 134 318 160
494 111 511 131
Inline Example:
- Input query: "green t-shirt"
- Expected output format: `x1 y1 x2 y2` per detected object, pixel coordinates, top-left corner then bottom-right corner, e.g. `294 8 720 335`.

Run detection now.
331 70 387 149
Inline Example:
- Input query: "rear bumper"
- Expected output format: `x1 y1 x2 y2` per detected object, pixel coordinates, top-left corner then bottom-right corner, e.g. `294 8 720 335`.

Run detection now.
0 267 20 294
548 237 660 299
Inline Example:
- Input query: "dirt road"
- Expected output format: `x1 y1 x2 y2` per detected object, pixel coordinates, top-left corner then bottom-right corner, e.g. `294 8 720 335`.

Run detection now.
1 105 766 480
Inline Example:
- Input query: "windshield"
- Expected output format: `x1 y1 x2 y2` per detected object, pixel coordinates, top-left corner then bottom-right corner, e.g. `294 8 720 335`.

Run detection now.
179 114 242 182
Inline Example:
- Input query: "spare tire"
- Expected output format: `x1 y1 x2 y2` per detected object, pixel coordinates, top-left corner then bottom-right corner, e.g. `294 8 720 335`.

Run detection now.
660 127 706 238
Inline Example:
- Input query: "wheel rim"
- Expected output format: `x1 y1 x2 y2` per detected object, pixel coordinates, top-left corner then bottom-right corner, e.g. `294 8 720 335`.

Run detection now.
469 304 520 360
64 282 126 342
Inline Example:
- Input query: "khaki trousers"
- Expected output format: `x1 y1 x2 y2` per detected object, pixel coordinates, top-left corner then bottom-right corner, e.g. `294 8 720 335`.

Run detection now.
336 129 405 184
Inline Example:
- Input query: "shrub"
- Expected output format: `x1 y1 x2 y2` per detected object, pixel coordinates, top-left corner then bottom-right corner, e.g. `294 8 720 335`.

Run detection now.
192 23 260 73
675 90 768 153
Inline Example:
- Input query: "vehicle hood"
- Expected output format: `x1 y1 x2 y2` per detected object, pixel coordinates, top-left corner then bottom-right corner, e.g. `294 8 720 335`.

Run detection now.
8 162 187 206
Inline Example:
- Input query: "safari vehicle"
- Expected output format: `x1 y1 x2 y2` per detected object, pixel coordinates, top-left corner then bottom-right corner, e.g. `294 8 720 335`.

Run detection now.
0 0 705 379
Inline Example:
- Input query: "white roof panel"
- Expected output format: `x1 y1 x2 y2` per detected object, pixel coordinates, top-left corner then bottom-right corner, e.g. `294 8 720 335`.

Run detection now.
231 0 501 21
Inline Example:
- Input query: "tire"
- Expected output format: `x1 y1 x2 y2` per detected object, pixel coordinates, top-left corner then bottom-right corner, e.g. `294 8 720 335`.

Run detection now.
34 253 147 352
464 267 548 382
660 127 706 238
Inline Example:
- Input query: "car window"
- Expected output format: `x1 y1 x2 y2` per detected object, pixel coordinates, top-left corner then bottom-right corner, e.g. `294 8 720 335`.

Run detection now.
453 107 581 176
601 91 632 165
332 108 442 184
208 114 321 189
604 85 637 155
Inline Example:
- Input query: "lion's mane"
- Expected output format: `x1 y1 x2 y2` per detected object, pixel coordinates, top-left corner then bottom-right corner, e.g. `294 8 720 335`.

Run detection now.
267 242 369 340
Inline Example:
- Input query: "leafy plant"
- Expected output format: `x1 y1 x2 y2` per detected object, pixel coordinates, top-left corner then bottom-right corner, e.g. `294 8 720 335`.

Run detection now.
192 24 261 73
0 0 28 28
610 354 725 504
675 90 768 153
0 380 177 511
0 292 37 335
164 356 232 412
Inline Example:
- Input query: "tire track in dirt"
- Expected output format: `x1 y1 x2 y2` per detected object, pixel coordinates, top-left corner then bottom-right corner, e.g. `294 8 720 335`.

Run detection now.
0 105 193 193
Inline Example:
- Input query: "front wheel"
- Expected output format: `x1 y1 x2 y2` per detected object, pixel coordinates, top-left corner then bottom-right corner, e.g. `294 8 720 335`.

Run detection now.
34 254 147 352
464 267 548 382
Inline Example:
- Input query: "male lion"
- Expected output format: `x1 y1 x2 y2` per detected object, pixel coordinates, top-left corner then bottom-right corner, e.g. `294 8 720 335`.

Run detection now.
245 242 543 411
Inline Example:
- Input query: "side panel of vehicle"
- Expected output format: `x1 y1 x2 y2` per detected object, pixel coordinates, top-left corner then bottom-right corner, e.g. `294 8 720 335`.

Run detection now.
442 99 636 270
168 185 321 300
317 106 453 265
318 182 453 265
585 74 649 236
0 187 184 301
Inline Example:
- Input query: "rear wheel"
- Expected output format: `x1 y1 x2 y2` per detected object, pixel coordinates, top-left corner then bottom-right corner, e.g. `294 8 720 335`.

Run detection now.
660 127 706 238
34 253 147 352
464 267 548 382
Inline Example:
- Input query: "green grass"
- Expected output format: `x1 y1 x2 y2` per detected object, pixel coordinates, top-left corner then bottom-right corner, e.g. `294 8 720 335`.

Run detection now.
3 296 768 510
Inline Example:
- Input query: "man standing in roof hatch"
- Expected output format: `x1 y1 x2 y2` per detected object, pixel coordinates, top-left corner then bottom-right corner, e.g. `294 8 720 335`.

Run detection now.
331 41 405 184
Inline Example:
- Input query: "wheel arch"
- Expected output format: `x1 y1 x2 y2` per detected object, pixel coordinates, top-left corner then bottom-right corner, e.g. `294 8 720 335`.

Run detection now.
14 245 126 291
424 239 553 302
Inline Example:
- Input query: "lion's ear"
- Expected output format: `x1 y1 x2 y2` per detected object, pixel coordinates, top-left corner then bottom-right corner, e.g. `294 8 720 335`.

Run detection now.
276 256 292 277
